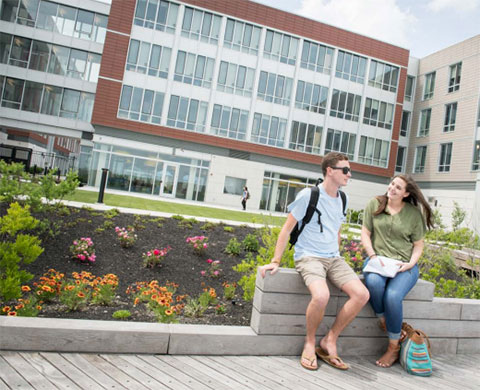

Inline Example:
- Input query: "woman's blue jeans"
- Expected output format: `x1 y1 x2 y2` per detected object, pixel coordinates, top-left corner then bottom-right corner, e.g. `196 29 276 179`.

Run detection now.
363 258 419 340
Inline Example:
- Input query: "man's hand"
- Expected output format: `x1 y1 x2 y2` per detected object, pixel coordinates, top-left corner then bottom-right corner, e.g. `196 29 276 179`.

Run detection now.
260 262 280 278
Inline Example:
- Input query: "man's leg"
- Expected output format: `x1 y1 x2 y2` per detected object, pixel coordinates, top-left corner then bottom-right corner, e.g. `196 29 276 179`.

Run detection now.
319 279 369 366
302 279 330 365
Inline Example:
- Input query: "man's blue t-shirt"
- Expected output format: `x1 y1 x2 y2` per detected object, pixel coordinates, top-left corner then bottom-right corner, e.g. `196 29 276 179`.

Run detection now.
288 184 348 261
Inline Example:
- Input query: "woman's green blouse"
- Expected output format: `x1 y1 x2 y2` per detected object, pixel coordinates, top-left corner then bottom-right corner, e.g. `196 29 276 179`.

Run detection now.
363 198 426 262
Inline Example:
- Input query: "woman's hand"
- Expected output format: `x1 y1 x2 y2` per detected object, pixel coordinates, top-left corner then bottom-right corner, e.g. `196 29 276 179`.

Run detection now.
398 262 415 272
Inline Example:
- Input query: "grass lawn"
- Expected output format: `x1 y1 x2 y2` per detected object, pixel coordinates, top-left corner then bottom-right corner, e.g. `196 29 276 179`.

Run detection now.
64 189 286 226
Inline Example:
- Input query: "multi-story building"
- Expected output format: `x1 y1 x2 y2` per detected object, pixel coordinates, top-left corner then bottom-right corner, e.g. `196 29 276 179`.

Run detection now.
1 0 479 232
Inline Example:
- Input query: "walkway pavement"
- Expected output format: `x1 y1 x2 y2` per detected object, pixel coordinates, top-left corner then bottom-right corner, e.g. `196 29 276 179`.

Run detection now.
1 351 479 389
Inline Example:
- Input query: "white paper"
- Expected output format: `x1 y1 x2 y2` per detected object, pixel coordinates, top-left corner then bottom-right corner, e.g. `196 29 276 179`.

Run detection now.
364 256 402 278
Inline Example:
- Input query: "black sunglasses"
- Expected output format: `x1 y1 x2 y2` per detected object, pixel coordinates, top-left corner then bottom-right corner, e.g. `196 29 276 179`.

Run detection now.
331 166 352 174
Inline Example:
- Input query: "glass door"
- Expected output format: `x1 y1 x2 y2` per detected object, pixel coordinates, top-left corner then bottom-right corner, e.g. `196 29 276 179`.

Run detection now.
161 163 177 196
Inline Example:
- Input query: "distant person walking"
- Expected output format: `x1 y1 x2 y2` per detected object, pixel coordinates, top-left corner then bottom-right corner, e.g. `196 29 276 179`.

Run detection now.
241 186 249 210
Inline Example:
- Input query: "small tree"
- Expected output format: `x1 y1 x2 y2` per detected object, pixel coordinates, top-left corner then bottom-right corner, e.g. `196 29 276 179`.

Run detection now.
0 203 44 302
451 201 466 231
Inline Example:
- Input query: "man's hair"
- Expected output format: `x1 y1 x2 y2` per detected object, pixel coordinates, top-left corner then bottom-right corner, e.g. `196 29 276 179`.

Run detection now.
321 152 349 176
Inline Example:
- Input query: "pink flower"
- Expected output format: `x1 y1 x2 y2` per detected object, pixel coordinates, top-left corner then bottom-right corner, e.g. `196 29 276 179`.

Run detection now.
200 271 206 276
194 243 198 248
79 255 86 261
207 259 213 264
73 241 78 245
352 257 357 262
153 249 160 256
203 243 207 248
214 260 220 265
213 271 219 276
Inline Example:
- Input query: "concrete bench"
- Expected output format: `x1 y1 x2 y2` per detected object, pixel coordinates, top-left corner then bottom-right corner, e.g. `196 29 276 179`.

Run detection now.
251 268 480 355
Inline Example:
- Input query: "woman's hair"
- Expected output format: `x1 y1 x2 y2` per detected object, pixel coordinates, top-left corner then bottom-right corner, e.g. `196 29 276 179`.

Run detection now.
373 174 434 229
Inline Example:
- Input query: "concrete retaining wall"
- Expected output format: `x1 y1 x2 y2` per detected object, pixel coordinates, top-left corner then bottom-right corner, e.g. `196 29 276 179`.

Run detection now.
1 267 479 355
252 268 480 355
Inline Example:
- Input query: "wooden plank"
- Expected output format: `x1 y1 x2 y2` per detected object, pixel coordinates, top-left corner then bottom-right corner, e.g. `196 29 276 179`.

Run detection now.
228 356 313 390
206 356 282 390
100 354 168 390
140 355 212 390
0 354 34 389
156 355 235 390
1 351 56 389
80 354 146 390
175 355 248 390
20 352 81 390
42 352 111 389
119 354 192 390
270 355 363 390
61 353 128 390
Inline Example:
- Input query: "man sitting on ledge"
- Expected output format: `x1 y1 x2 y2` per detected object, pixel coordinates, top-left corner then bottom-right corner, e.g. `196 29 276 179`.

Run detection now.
260 152 369 371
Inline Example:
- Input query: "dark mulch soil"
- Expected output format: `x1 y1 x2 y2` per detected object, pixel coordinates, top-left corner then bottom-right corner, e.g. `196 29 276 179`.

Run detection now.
4 203 258 326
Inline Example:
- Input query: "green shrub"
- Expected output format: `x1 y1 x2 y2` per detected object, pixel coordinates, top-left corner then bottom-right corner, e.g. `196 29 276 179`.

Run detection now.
451 201 466 230
112 310 131 320
225 238 242 256
223 226 234 233
201 222 216 231
0 203 43 302
242 233 260 252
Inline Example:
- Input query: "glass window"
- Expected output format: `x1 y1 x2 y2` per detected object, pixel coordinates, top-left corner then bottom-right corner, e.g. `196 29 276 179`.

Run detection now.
29 40 50 72
264 30 298 65
414 146 427 173
167 95 208 132
0 33 13 64
78 92 94 121
75 10 94 39
41 85 62 115
438 143 453 172
181 7 221 44
48 45 69 75
93 13 108 44
324 128 356 159
60 89 80 118
423 72 436 100
2 77 24 109
210 104 248 140
405 76 414 102
17 0 39 27
400 111 410 137
1 0 19 23
224 18 261 55
300 40 334 75
444 102 457 132
472 141 480 171
358 135 389 167
368 60 399 92
21 80 43 112
336 51 367 84
67 49 87 79
363 98 393 129
224 176 246 195
217 61 254 97
257 71 292 106
418 108 431 137
86 53 101 82
56 5 77 37
288 121 322 154
395 146 406 173
330 89 361 122
251 113 286 147
295 80 328 114
448 62 461 93
36 1 57 31
9 36 32 68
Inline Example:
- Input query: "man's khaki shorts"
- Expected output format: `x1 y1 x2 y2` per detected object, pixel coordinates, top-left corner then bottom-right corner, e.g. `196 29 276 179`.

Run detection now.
295 256 359 288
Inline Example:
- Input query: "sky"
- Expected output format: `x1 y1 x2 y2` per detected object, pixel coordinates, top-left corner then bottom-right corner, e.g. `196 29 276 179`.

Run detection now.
253 0 480 58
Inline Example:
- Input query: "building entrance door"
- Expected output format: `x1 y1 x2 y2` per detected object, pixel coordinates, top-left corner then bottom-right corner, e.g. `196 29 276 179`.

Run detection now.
161 164 178 196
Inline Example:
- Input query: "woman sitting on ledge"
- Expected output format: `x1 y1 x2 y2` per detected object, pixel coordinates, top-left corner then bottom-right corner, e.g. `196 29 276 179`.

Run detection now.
361 174 433 368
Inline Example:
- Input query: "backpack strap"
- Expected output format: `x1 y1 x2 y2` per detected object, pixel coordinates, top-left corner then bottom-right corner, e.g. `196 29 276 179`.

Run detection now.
297 185 320 237
339 190 347 216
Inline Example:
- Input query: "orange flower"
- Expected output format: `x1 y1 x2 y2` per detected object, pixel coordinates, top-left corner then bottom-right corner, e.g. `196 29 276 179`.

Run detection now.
15 304 25 310
2 306 11 313
134 298 140 306
36 305 42 310
21 285 31 292
41 285 53 292
65 285 75 291
77 292 86 298
7 311 17 316
165 309 173 316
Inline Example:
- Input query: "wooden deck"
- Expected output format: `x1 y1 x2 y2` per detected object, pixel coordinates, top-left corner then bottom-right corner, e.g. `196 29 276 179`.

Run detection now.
1 352 479 389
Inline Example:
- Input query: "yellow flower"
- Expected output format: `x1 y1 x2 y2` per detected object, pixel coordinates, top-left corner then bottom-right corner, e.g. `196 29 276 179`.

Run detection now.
165 309 173 316
21 285 31 292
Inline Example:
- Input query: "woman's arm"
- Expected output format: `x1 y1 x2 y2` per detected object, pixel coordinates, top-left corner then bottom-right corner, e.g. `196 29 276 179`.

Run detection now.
361 226 377 258
398 239 424 272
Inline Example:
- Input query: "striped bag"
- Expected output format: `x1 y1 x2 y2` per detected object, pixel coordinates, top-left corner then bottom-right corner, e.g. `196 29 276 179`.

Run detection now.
399 323 433 376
